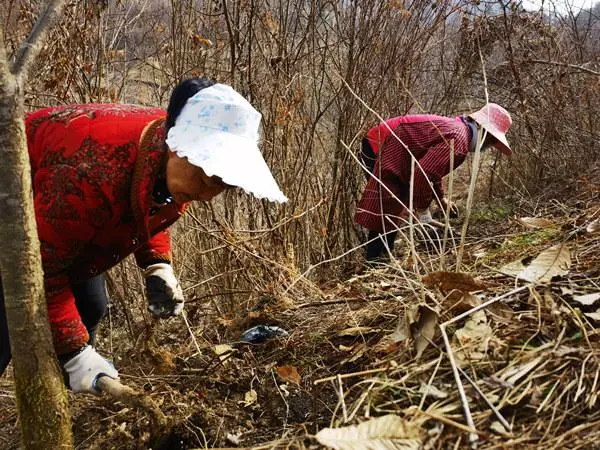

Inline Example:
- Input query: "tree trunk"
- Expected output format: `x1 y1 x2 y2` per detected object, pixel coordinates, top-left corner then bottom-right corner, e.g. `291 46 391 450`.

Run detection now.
0 2 72 448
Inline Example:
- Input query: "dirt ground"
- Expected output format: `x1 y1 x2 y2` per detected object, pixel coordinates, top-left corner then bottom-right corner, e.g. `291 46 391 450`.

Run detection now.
1 165 599 450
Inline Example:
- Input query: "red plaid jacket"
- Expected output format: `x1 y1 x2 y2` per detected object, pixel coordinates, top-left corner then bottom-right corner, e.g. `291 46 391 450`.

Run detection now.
26 104 187 354
355 115 471 233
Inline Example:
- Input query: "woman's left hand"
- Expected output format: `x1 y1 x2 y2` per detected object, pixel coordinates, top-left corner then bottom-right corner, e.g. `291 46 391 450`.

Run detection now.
143 263 185 317
440 197 459 218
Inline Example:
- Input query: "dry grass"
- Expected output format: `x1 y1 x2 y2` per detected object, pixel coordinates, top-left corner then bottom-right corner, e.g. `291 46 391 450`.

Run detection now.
2 164 599 449
2 1 600 448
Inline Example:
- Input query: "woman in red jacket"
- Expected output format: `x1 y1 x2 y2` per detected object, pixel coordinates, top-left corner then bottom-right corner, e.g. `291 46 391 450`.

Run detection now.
0 79 287 394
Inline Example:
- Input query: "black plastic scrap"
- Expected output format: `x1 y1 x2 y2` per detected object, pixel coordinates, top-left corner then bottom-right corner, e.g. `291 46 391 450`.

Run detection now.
239 325 289 343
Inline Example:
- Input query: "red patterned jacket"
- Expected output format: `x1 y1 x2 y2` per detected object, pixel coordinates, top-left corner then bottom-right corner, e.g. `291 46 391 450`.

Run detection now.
26 104 187 355
355 115 471 233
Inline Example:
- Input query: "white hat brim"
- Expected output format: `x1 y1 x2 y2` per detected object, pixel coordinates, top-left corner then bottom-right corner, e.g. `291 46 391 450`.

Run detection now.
166 129 288 203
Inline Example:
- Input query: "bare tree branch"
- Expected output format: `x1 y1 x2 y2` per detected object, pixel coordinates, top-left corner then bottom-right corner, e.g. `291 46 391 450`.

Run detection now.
10 0 68 81
95 377 168 431
527 59 600 76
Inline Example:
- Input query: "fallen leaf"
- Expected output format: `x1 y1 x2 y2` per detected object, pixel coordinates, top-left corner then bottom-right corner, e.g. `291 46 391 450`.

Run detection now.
214 343 233 355
226 432 243 445
337 326 381 337
241 389 258 407
399 306 417 341
279 384 291 397
517 217 555 229
346 342 369 363
443 291 481 315
499 356 543 385
499 258 528 277
413 305 438 359
372 317 411 355
142 344 175 374
573 292 600 306
276 365 301 385
380 281 392 289
422 271 487 294
471 244 488 259
371 338 400 355
487 301 515 323
339 344 354 352
452 311 493 366
373 305 437 358
584 312 600 321
391 305 417 345
543 289 557 309
216 316 234 327
560 285 574 296
499 244 571 283
587 218 600 234
213 344 235 364
519 244 570 282
418 383 448 399
490 420 512 437
445 291 513 323
315 415 422 450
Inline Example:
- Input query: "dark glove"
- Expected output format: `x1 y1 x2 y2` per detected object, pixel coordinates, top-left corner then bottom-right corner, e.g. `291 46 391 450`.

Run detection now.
144 263 184 317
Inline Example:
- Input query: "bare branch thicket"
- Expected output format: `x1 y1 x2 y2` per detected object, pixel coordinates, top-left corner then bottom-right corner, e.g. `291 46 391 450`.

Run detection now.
2 0 598 333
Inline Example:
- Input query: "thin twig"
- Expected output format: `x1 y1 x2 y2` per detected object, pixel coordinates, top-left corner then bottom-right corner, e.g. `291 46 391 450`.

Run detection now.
271 369 290 428
314 368 389 385
96 376 167 430
439 285 530 445
457 365 512 433
440 323 478 445
296 296 392 308
181 311 204 358
336 375 348 423
412 408 481 435
442 285 529 327
526 59 600 76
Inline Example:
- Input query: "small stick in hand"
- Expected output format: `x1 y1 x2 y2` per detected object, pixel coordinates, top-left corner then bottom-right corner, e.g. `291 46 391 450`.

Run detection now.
95 376 168 430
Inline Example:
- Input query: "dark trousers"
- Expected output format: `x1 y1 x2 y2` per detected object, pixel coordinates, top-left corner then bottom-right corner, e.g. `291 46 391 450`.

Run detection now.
0 274 108 375
366 230 398 263
360 138 397 262
359 137 377 179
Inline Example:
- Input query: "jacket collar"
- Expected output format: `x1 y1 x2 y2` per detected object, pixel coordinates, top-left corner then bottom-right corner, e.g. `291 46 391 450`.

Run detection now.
131 118 185 239
461 115 479 153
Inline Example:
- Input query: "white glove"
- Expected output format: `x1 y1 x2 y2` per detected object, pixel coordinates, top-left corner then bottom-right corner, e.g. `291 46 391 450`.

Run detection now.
415 208 444 228
63 346 118 395
415 207 433 224
143 263 184 318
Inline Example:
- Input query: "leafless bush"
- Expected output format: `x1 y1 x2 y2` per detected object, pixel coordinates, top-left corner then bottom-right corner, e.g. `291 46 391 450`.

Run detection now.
3 0 599 338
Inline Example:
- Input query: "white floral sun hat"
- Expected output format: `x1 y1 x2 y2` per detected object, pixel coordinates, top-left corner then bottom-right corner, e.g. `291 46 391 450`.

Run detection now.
166 83 288 203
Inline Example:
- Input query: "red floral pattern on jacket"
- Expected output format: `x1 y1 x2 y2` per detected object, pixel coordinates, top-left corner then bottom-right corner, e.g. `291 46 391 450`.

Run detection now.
26 104 187 355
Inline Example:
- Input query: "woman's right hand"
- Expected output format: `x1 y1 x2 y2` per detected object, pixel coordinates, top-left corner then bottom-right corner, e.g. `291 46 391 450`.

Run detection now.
62 345 118 395
415 207 445 229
